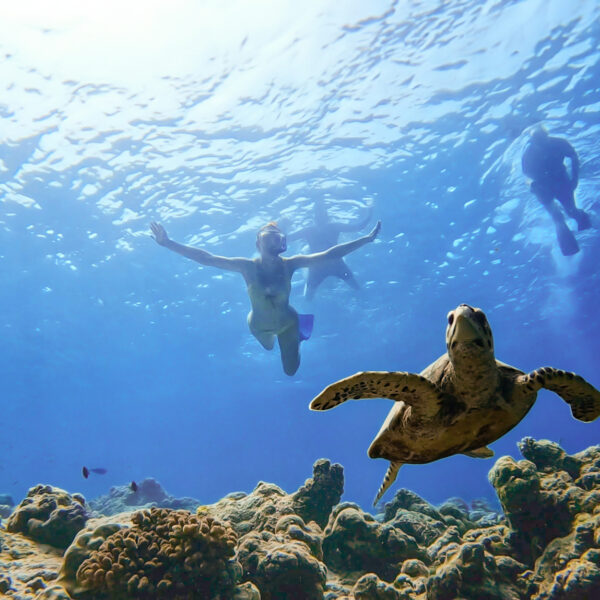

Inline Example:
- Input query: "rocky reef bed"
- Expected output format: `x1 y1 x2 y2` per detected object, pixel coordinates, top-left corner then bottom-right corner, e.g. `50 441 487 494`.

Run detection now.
0 438 599 599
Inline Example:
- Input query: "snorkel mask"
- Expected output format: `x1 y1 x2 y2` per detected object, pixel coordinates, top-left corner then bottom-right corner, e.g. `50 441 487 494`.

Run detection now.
257 222 287 254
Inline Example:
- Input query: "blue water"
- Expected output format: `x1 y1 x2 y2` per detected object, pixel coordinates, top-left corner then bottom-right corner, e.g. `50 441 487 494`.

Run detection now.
1 1 599 512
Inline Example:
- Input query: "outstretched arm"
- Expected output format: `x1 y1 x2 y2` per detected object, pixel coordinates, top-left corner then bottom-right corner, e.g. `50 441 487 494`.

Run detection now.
521 150 533 179
563 141 579 188
336 205 373 232
150 222 250 273
287 221 380 270
553 138 579 189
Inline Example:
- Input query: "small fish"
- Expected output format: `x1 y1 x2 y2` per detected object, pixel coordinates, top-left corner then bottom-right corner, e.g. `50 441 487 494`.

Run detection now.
82 466 107 479
130 481 138 492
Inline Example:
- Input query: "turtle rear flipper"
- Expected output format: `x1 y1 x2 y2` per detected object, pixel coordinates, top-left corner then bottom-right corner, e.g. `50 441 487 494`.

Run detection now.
463 446 494 458
373 461 402 506
522 368 600 422
309 371 442 418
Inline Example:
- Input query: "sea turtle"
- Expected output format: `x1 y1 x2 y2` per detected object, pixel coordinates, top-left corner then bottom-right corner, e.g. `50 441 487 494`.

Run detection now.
310 304 600 505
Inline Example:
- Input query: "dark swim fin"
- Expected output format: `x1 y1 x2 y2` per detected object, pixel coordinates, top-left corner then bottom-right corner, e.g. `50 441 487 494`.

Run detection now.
576 211 592 231
557 224 579 256
298 313 314 342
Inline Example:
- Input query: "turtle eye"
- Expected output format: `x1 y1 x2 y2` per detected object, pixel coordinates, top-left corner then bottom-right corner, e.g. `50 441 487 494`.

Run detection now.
471 310 487 328
447 313 454 326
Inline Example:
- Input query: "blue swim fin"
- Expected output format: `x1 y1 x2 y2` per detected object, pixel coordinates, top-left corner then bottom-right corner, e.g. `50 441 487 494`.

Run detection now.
298 313 314 342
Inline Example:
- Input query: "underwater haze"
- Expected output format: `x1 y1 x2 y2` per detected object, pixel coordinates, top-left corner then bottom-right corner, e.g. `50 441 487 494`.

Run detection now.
1 0 599 512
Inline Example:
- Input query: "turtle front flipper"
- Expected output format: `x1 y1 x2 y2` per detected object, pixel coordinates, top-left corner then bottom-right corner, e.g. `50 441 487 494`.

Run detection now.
521 367 600 422
310 371 442 416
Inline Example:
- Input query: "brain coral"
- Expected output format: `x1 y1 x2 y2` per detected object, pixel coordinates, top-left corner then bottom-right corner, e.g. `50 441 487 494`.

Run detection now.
235 514 327 600
6 484 88 549
76 507 239 598
322 502 426 582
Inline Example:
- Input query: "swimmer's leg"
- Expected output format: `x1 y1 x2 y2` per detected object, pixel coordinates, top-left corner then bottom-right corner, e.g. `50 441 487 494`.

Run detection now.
254 332 276 350
557 185 592 231
532 183 579 256
545 199 579 256
277 325 301 376
335 259 360 291
248 314 276 350
304 268 329 300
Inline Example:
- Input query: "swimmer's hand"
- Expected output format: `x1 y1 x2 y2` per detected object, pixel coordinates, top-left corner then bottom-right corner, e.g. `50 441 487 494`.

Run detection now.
366 220 381 241
150 222 169 246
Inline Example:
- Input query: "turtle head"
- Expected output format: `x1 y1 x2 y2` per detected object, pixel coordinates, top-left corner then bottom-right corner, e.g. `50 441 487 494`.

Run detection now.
446 304 494 362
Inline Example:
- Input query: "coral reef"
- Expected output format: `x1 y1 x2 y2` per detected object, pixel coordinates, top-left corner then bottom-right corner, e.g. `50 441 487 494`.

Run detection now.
6 485 89 549
322 502 425 581
237 529 327 600
209 459 342 598
0 492 14 519
88 478 199 516
212 458 343 536
75 507 239 598
292 458 344 528
58 513 134 596
0 442 598 599
489 439 600 567
0 524 64 598
490 439 600 599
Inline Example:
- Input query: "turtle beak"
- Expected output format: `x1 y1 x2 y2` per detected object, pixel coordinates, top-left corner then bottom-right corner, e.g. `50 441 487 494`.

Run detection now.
447 304 493 356
451 313 480 343
448 305 481 348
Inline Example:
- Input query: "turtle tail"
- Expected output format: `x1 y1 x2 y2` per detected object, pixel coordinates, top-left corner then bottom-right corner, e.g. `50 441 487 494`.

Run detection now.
373 461 402 506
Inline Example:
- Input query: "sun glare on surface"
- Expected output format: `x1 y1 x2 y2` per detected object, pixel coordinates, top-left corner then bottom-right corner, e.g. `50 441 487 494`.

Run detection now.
1 0 309 84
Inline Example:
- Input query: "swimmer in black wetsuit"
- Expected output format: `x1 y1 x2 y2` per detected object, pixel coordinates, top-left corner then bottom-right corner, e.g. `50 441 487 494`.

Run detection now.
521 126 592 256
151 220 380 376
286 200 373 299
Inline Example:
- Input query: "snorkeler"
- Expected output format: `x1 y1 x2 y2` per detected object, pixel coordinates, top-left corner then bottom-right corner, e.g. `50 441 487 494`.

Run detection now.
521 126 592 256
285 200 373 299
150 220 381 376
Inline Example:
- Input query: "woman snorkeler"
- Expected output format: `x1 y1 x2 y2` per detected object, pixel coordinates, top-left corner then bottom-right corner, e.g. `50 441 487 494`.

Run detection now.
150 219 381 375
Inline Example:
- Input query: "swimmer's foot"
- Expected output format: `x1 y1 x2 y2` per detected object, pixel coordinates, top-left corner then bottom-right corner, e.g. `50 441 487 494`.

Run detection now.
557 225 579 256
576 210 592 231
298 313 314 342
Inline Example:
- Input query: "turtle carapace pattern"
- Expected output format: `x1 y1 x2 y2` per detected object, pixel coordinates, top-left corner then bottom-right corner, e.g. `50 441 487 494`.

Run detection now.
310 304 600 505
